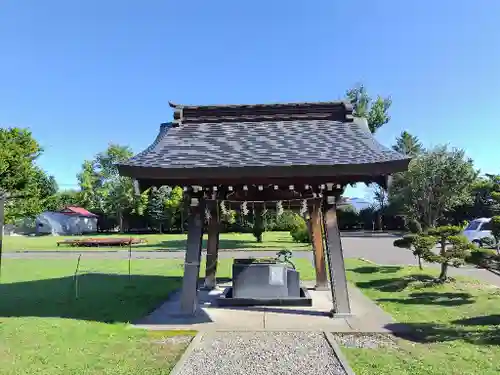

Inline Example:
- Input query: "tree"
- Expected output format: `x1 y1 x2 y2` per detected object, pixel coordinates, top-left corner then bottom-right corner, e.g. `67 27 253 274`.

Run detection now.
371 185 389 230
392 131 424 156
489 187 500 253
390 145 478 229
252 206 265 242
77 160 104 211
147 186 170 233
32 168 60 211
446 174 500 224
53 189 82 210
346 84 392 133
77 144 147 232
427 225 475 281
394 234 435 270
163 186 183 231
491 217 500 254
0 128 45 223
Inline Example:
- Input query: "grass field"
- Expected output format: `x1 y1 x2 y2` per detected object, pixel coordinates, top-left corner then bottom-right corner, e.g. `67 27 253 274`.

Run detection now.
0 257 316 374
3 231 311 252
344 259 500 375
3 256 499 374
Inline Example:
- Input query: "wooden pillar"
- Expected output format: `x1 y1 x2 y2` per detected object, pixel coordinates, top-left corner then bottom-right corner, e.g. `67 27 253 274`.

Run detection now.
323 197 351 315
309 200 329 290
204 201 220 289
179 197 205 315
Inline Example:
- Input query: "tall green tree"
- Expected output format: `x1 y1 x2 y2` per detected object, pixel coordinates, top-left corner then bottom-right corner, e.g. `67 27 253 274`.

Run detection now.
147 186 170 233
391 145 478 228
0 128 45 223
53 189 83 210
77 144 147 231
446 174 500 223
163 186 184 230
32 167 60 212
77 160 104 211
346 84 392 133
371 185 389 230
392 131 424 156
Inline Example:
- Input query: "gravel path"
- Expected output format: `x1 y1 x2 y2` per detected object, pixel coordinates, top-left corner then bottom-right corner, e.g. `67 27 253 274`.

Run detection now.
178 331 346 375
330 333 397 349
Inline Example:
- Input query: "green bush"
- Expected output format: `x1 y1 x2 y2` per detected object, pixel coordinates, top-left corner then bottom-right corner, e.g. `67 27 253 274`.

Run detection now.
407 219 423 234
466 248 498 268
481 237 496 249
393 234 417 249
491 216 500 248
290 218 310 243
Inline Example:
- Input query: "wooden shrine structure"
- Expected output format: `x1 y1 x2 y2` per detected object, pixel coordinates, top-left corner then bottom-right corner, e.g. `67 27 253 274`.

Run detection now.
117 100 410 316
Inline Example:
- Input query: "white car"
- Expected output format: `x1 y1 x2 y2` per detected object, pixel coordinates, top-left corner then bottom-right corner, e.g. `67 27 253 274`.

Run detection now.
462 218 495 247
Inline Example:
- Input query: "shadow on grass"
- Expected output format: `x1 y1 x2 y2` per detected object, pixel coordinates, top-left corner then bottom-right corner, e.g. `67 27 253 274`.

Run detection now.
340 231 403 238
378 291 475 306
386 321 500 345
350 266 402 274
0 274 185 323
356 274 435 292
135 240 187 251
453 314 500 326
135 238 305 251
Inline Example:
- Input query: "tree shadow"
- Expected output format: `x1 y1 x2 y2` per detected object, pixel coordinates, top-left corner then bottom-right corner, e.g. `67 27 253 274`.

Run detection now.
378 291 475 306
135 238 306 251
135 240 187 251
356 275 435 292
340 231 403 238
386 322 500 345
350 266 402 274
453 314 500 326
0 274 184 323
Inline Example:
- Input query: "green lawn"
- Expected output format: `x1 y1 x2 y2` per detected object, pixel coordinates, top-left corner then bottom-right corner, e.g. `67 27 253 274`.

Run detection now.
0 257 316 374
3 231 310 252
5 255 498 374
343 259 500 375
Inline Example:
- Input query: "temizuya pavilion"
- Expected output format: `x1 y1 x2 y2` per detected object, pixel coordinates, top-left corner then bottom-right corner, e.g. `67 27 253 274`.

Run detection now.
117 100 410 316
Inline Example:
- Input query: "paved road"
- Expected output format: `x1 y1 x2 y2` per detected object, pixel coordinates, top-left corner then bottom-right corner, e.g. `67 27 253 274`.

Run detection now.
3 237 405 260
4 236 500 286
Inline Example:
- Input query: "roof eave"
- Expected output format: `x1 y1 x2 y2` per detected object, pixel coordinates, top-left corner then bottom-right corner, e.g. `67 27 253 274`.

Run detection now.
117 158 410 187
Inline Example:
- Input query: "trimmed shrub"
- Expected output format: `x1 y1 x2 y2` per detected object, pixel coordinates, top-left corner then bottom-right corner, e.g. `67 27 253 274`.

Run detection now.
481 237 496 249
407 219 423 234
466 248 498 268
290 218 310 243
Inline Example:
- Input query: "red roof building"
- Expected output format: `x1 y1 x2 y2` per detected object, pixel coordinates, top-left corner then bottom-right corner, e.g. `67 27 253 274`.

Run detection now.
59 206 98 218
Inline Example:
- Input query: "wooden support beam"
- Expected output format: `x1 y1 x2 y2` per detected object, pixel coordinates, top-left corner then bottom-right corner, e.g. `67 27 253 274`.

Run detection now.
323 198 351 315
203 201 220 290
179 198 205 315
309 200 329 291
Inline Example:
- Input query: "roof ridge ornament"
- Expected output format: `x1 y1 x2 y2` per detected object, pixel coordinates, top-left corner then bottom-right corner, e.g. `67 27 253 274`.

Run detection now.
170 100 355 124
352 116 370 133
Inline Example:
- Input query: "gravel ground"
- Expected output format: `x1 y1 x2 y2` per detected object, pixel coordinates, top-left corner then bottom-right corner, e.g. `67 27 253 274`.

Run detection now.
152 335 193 345
330 333 398 349
178 331 346 375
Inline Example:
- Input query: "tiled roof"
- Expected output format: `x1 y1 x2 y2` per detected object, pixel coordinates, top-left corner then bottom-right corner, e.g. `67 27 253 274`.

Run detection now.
117 101 410 182
61 206 98 217
122 120 405 168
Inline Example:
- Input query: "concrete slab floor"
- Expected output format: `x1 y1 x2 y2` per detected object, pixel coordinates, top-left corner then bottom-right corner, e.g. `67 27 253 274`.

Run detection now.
134 281 395 333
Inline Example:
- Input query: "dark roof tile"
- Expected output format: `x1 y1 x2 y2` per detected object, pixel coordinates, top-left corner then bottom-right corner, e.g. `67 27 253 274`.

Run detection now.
120 119 407 170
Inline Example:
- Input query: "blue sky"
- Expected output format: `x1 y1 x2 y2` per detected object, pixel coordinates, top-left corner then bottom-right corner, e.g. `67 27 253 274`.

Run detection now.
1 1 499 200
